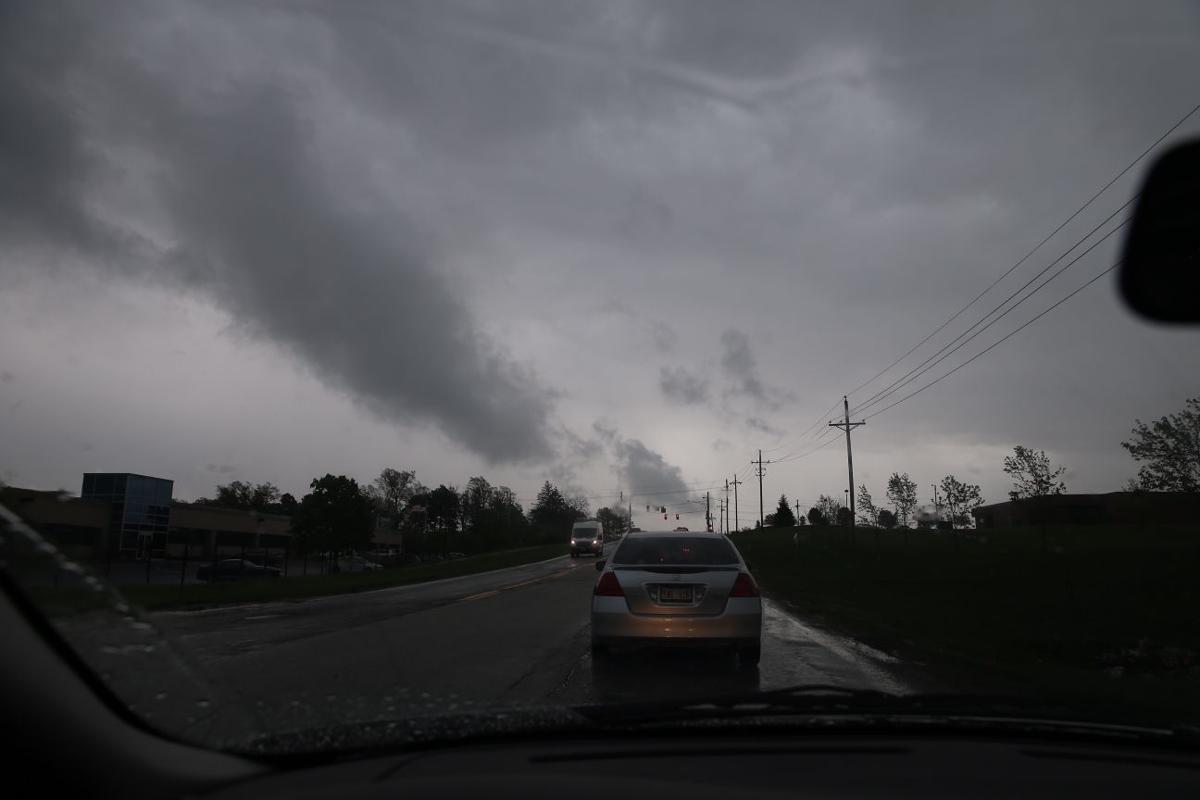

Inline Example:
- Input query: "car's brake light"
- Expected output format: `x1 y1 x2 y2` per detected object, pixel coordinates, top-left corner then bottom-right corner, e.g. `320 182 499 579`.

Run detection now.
729 571 759 597
594 571 623 596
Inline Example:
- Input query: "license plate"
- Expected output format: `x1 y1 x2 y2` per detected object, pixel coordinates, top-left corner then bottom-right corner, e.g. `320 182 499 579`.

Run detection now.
658 585 693 603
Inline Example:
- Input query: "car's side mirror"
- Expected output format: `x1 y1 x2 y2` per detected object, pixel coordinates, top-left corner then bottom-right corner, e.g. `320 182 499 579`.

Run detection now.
595 559 606 572
1120 137 1200 323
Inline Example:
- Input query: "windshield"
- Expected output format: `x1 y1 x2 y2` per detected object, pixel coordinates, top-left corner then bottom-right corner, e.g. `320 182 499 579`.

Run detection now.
613 536 739 565
3 0 1200 758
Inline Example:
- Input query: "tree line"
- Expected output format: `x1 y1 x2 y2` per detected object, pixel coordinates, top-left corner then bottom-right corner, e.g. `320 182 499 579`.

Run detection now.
187 469 630 560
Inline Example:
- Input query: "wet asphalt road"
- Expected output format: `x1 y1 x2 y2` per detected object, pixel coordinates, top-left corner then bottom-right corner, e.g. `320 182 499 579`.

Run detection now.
146 554 910 734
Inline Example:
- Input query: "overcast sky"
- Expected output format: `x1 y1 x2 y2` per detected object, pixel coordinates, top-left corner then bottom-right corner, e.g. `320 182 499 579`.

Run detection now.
2 0 1199 526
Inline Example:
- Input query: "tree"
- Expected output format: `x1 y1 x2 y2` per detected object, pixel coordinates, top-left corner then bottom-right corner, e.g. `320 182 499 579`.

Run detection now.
806 507 827 526
197 480 282 510
427 485 460 533
596 506 629 539
877 509 898 529
773 494 797 527
293 475 374 557
814 494 843 526
836 506 853 527
1003 446 1066 501
462 476 494 536
567 494 591 520
939 475 984 527
856 484 879 526
886 472 919 527
373 468 418 519
530 482 578 543
1121 397 1200 492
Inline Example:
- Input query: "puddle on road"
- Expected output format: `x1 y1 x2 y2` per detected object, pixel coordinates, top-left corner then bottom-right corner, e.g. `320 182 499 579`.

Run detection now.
759 600 910 694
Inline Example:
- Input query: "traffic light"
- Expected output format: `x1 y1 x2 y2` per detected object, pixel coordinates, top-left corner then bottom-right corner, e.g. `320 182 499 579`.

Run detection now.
675 513 679 520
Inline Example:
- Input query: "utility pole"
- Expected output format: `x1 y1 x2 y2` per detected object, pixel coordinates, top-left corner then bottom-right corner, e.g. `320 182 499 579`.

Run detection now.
731 476 743 533
795 499 801 524
829 396 866 534
751 450 772 529
724 479 731 535
931 484 941 528
705 492 712 531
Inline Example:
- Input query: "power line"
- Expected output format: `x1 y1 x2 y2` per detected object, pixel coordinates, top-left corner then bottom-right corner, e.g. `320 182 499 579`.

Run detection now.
773 427 840 463
864 261 1120 421
515 483 723 503
780 433 842 463
844 101 1200 400
850 209 1131 417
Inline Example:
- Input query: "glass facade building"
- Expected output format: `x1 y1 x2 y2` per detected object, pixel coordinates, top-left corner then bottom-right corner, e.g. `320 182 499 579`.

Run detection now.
81 473 174 557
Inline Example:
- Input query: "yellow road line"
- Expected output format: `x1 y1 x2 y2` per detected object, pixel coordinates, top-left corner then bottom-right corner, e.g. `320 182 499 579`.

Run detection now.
459 590 501 602
459 566 576 603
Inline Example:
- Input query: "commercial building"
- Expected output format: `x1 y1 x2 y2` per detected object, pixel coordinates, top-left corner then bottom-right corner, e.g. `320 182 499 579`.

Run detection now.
1 475 294 562
81 473 174 558
972 491 1200 528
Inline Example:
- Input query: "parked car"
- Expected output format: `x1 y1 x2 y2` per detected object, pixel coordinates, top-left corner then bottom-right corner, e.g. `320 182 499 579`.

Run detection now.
337 556 383 573
196 558 281 582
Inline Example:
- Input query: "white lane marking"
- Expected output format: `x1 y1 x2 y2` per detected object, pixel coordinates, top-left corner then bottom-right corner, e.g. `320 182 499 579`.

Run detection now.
242 614 281 621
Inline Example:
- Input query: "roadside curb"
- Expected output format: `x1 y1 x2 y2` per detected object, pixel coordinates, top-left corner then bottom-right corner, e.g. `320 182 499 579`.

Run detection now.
152 554 570 616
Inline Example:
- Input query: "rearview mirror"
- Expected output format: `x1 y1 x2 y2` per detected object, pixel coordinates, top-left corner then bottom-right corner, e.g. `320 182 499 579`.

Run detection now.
1119 138 1200 323
595 559 606 572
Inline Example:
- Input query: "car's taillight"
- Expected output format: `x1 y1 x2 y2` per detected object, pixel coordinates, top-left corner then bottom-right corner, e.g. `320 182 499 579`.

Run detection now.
594 571 623 596
729 572 759 597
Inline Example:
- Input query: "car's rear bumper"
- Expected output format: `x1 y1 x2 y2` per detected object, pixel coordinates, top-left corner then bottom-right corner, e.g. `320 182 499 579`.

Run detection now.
591 596 762 643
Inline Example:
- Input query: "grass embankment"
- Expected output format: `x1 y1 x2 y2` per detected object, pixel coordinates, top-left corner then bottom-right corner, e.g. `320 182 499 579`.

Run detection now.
38 543 568 614
731 524 1200 719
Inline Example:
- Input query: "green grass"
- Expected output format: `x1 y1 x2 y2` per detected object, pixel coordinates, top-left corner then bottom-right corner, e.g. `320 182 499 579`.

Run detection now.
731 524 1200 721
37 543 568 613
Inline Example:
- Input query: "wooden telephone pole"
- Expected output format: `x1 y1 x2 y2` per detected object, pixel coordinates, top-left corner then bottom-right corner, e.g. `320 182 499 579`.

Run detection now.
751 450 772 529
829 396 866 534
731 476 743 533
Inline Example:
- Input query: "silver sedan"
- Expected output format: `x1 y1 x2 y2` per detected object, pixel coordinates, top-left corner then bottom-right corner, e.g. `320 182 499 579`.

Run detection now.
591 531 762 665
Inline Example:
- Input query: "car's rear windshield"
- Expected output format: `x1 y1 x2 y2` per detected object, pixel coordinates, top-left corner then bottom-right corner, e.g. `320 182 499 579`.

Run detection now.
612 536 739 566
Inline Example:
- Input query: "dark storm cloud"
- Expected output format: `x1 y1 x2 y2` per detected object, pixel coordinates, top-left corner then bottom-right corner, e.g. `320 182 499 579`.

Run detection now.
0 1 556 464
593 422 693 500
0 3 113 257
720 329 774 406
658 366 709 405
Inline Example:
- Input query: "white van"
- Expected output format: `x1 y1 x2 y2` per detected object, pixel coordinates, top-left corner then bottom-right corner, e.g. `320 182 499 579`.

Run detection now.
570 519 605 558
